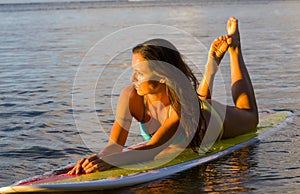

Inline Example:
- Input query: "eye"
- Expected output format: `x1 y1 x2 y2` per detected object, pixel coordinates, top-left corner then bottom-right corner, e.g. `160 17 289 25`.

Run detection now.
136 71 144 81
133 70 142 76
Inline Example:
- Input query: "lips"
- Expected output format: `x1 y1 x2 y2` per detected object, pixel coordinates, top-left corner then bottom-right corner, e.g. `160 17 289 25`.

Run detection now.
134 84 140 89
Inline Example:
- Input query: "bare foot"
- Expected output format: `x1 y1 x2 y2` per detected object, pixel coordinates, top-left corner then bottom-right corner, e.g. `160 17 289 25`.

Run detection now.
226 16 240 48
208 35 229 66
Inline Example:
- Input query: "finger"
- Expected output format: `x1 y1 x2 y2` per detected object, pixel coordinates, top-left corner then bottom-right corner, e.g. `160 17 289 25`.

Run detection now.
226 36 233 45
85 163 100 174
82 154 98 168
88 154 98 160
73 164 80 175
84 158 101 172
78 158 86 165
84 161 94 171
75 158 86 175
67 167 75 175
93 160 112 172
218 36 226 41
75 165 83 175
68 164 82 175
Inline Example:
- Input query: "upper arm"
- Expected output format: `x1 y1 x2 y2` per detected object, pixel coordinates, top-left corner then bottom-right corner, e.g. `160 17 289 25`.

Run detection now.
131 110 180 159
146 110 180 148
109 85 144 146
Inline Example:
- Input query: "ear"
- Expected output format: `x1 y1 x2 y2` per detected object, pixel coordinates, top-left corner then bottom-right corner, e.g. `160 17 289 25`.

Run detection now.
159 77 166 84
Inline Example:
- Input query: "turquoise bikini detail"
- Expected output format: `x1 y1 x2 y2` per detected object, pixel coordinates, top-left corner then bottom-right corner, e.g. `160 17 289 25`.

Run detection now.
139 100 224 143
139 104 173 141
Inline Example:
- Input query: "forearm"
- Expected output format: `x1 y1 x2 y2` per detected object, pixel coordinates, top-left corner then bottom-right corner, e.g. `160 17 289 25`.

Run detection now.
99 111 179 168
98 143 123 157
100 144 161 167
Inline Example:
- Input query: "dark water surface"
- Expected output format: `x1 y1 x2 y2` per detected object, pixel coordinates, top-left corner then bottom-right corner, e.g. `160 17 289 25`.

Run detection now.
0 0 299 193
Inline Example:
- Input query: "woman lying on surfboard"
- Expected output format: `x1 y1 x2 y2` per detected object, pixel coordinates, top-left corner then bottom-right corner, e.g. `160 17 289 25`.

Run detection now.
68 16 258 175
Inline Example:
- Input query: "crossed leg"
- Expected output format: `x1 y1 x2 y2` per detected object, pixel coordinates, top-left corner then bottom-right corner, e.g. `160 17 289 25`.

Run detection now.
199 16 258 139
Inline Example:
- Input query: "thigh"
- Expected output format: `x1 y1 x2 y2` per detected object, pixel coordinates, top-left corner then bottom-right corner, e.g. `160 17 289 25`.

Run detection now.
207 100 258 139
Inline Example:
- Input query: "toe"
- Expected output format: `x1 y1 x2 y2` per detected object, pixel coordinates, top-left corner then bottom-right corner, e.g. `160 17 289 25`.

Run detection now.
226 35 233 45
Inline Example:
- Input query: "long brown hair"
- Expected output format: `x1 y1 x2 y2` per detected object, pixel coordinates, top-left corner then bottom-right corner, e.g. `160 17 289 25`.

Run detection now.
132 38 206 152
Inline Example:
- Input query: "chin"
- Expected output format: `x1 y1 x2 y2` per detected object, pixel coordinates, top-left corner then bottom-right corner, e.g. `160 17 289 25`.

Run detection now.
136 89 145 96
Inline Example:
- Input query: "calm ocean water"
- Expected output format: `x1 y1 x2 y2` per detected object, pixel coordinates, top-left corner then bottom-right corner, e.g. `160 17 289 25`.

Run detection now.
0 0 299 193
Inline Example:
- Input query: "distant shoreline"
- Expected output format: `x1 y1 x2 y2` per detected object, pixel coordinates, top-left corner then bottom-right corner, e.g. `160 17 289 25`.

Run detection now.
0 0 287 13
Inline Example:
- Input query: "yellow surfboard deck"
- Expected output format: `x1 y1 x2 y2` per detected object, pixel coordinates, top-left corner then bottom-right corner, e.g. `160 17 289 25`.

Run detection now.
0 110 293 193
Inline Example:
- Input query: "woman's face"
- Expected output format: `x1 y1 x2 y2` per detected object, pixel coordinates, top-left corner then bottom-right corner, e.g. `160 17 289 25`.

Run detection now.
131 53 163 96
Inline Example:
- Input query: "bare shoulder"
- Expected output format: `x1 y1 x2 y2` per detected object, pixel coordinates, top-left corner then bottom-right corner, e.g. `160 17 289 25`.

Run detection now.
121 85 142 101
119 85 135 96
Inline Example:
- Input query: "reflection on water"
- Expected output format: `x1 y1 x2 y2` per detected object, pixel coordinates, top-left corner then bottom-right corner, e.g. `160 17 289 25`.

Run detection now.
129 147 256 193
46 147 258 194
203 147 256 193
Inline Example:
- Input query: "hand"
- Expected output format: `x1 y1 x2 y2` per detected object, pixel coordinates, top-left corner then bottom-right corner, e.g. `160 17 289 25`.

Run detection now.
68 154 113 175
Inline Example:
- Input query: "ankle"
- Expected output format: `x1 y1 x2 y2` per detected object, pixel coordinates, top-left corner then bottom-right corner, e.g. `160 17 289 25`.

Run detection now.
204 58 218 76
228 45 240 55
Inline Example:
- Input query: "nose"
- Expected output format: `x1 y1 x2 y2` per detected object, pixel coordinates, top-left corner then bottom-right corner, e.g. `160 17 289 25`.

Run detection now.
130 72 137 82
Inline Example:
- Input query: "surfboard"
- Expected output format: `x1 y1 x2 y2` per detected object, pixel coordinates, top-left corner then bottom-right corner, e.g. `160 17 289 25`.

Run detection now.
0 110 293 193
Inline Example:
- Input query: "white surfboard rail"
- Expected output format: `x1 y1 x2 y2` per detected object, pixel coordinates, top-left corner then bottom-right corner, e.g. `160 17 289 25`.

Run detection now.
0 111 294 193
